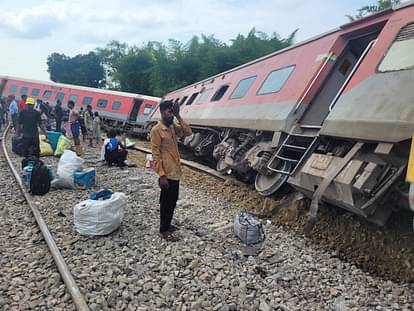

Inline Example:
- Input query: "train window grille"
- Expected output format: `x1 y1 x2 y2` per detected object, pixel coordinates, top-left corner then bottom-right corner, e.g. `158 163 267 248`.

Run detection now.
31 88 40 96
186 92 199 105
43 90 52 98
69 95 78 103
257 65 295 95
196 88 213 104
211 85 229 102
179 96 188 106
112 101 121 110
378 22 414 72
97 99 108 108
229 76 256 99
21 86 28 95
10 84 18 93
82 96 93 105
143 105 153 115
55 92 65 101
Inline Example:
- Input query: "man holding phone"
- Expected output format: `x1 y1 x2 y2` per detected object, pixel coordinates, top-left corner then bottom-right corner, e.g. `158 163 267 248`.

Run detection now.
150 100 192 241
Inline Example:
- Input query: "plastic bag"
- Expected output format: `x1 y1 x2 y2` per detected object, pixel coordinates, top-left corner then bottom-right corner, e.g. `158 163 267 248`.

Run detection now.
234 211 265 245
52 150 84 189
40 139 54 157
73 192 126 235
54 135 73 157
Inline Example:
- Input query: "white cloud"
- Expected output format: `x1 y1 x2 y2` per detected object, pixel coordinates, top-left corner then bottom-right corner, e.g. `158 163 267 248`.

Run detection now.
0 0 366 80
0 1 74 39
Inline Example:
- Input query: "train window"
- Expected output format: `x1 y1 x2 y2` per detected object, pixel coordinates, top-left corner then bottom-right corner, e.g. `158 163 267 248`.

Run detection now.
69 95 78 103
43 90 52 98
257 65 295 95
211 85 229 102
112 101 121 110
143 105 153 115
10 84 18 93
82 96 93 105
97 99 108 108
196 88 213 104
230 76 256 99
179 96 188 105
31 88 40 96
56 92 65 101
378 22 414 72
21 87 28 95
186 92 199 105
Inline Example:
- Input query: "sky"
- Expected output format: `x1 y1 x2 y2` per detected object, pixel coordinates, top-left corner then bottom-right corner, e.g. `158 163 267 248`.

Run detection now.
0 0 379 81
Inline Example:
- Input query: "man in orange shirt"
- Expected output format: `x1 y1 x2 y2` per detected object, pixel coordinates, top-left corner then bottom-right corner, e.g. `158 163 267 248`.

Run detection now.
150 100 192 241
18 94 27 112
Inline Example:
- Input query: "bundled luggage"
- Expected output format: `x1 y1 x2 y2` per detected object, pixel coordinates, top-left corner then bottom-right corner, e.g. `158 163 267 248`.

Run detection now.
234 211 265 245
73 192 126 236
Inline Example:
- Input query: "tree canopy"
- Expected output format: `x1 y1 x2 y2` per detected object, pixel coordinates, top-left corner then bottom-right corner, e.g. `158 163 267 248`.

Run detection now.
47 52 105 88
47 28 298 96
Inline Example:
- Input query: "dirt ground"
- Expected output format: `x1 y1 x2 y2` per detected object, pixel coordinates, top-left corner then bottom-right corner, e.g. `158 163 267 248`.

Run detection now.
128 144 414 284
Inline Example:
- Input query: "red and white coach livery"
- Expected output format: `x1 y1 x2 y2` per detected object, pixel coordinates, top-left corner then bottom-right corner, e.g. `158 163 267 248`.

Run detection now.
154 2 414 227
0 76 160 135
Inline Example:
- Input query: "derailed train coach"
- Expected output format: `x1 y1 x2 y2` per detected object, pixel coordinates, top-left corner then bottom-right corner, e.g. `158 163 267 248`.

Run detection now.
153 2 414 227
0 76 160 135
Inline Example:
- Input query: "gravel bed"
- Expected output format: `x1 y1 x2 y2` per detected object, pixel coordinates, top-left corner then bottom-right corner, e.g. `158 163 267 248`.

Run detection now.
5 135 414 310
0 134 73 310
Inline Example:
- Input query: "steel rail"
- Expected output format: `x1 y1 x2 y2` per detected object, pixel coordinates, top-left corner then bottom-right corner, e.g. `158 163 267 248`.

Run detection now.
1 124 89 311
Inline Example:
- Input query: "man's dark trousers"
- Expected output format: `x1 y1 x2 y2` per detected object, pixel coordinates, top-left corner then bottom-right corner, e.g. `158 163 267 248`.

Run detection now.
55 118 62 132
22 136 40 158
159 179 179 232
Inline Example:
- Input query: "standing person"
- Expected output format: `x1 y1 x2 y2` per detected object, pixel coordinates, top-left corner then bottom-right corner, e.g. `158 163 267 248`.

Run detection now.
68 100 82 156
79 107 87 142
150 100 192 241
8 95 19 131
92 111 101 146
17 97 46 158
40 105 51 131
54 99 63 132
18 94 27 112
84 104 94 147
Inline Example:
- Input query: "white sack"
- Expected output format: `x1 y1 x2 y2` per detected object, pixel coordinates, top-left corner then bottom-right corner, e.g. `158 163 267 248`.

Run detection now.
52 150 84 188
73 192 126 236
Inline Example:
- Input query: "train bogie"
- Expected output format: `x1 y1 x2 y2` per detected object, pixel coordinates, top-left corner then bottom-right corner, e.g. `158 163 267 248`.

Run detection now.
157 2 414 227
0 76 160 134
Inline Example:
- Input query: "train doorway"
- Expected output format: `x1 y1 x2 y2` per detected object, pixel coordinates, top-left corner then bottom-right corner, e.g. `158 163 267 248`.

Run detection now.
129 98 143 122
299 29 382 127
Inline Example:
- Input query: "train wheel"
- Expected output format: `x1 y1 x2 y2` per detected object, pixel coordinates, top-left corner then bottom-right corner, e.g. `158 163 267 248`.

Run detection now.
216 158 231 174
255 161 291 196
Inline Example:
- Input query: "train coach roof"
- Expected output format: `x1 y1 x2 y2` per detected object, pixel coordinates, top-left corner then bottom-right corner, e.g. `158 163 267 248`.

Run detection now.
0 75 161 102
165 1 414 97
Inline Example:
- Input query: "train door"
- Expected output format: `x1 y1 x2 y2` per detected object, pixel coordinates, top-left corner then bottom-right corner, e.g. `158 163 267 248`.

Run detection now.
129 98 143 122
299 31 380 127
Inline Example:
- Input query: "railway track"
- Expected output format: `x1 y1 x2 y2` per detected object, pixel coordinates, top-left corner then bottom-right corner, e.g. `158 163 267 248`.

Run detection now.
1 130 413 309
0 124 88 310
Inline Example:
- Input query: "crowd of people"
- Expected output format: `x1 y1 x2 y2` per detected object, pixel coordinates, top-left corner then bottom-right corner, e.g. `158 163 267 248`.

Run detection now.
2 93 193 242
1 94 129 168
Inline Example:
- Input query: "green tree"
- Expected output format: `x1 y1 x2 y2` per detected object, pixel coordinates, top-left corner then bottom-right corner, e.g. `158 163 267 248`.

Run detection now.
47 52 105 88
346 0 401 21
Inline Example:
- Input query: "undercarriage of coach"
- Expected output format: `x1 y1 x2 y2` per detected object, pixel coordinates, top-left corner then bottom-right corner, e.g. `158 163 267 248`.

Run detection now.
288 138 411 226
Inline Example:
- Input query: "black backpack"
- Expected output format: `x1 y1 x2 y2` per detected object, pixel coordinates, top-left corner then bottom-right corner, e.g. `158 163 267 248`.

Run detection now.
30 163 51 195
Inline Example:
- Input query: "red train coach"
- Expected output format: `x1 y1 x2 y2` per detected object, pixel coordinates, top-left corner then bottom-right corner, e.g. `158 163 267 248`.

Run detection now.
0 76 160 134
154 2 414 228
